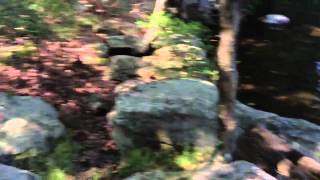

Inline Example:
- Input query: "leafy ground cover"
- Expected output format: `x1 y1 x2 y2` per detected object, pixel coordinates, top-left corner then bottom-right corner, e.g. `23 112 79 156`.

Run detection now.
0 0 219 178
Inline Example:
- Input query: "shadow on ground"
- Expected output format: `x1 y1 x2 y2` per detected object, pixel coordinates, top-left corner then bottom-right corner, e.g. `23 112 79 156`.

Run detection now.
238 0 320 124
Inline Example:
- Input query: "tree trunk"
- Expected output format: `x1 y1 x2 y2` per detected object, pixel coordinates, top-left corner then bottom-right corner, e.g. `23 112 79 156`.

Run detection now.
138 0 168 53
216 0 242 157
216 1 320 177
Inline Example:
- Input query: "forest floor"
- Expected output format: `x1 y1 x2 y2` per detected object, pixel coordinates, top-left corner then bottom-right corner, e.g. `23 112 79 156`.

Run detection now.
0 0 154 178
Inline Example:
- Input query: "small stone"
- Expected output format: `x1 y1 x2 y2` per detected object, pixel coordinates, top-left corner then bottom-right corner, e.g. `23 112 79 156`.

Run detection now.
110 79 219 154
109 55 141 81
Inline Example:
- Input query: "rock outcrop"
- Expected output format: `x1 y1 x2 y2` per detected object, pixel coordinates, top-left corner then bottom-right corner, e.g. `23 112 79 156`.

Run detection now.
0 93 65 156
138 44 209 80
110 79 220 155
0 164 39 180
110 55 142 81
107 36 145 55
126 161 276 180
108 42 213 81
110 79 320 167
151 34 205 49
235 103 320 162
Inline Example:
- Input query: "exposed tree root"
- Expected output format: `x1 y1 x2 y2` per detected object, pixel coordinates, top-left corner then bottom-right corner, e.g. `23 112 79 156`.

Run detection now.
234 124 320 179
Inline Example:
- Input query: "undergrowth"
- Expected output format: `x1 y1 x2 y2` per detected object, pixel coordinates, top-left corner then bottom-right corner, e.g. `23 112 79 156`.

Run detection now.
14 136 81 180
136 11 218 80
115 147 220 178
0 0 77 39
136 12 211 46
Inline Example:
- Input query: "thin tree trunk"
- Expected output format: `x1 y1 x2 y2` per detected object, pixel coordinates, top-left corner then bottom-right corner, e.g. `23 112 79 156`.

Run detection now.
216 2 320 177
138 0 168 53
153 0 168 12
216 0 242 157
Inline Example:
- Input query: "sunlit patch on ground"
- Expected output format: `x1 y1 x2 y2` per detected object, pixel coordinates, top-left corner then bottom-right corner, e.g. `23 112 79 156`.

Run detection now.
0 34 118 176
309 25 320 38
0 39 36 62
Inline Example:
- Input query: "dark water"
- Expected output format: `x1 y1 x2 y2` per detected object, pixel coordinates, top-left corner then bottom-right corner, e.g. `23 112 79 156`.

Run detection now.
237 1 320 124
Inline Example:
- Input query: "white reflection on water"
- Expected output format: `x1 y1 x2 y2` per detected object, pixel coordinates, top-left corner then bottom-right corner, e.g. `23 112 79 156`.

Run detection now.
262 14 290 25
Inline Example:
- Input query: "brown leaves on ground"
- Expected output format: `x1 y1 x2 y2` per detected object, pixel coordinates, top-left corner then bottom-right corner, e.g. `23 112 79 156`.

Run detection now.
0 0 158 176
0 37 119 172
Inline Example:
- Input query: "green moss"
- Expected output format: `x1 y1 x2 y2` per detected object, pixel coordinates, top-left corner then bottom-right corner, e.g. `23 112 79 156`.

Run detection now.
47 168 67 180
115 146 222 178
14 136 81 179
136 12 218 81
174 147 218 170
136 12 210 46
116 148 179 178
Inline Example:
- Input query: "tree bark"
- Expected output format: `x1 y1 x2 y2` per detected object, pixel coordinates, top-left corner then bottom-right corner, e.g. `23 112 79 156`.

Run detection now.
138 0 169 53
216 0 242 157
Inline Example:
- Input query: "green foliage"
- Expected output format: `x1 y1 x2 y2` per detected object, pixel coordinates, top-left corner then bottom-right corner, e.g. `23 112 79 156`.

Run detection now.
77 15 100 28
116 148 179 178
15 137 81 179
92 171 103 180
0 0 50 38
187 62 219 81
116 146 221 178
136 12 210 40
28 0 76 18
0 41 36 60
174 147 220 171
0 42 38 69
47 168 67 180
0 0 76 39
174 150 202 170
136 11 218 81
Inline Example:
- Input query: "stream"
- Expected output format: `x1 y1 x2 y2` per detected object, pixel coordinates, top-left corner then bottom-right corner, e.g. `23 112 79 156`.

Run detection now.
237 1 320 124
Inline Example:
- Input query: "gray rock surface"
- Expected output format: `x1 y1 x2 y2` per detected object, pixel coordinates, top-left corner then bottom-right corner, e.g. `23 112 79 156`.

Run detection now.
0 164 39 180
109 55 142 81
110 79 220 152
151 34 205 49
0 93 65 156
137 44 210 80
126 161 276 180
111 79 320 161
235 103 320 161
107 35 144 53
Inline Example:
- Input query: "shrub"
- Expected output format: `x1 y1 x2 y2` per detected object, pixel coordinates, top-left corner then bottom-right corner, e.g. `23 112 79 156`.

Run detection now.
136 12 210 42
15 137 81 179
0 0 76 39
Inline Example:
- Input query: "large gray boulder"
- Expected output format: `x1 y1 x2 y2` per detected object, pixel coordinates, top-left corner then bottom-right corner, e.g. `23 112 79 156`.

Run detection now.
235 103 320 161
0 164 39 180
110 79 220 153
110 79 320 161
0 93 65 156
126 161 276 180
